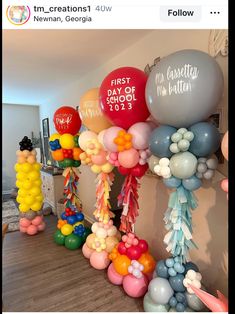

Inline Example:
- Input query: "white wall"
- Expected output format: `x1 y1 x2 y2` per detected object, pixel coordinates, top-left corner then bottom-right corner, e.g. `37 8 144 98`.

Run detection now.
39 30 228 296
3 104 40 192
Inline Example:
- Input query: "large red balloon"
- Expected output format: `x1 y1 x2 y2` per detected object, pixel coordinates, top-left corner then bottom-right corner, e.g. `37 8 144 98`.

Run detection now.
53 106 81 135
99 67 150 129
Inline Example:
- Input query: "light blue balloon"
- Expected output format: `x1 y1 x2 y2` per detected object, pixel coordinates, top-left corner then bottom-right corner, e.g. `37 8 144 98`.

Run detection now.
169 152 198 179
149 125 177 158
145 49 224 128
144 293 170 312
189 122 221 157
182 175 202 191
156 260 169 279
168 267 177 277
165 258 175 268
163 176 182 189
174 262 185 274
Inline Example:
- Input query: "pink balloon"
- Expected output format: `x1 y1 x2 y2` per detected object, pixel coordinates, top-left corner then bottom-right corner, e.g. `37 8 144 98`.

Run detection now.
221 179 228 193
118 242 127 255
137 239 149 253
32 215 43 226
37 222 46 231
221 131 228 161
26 224 38 235
20 226 27 233
82 243 94 259
20 218 31 228
90 250 110 270
97 129 107 149
128 122 153 150
91 150 107 165
118 148 139 168
122 274 148 298
103 126 124 152
107 263 124 285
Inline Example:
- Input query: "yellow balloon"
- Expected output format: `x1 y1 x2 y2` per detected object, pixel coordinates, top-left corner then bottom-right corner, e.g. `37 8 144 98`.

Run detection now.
31 202 42 211
35 194 43 202
79 88 112 133
59 133 75 149
33 163 41 171
29 186 41 196
14 163 22 172
16 172 27 181
91 164 101 174
61 224 73 236
34 179 42 187
16 196 24 204
22 180 33 190
19 203 30 212
101 163 113 174
18 189 28 197
24 195 35 205
27 170 40 181
21 163 33 173
49 133 61 142
16 180 23 188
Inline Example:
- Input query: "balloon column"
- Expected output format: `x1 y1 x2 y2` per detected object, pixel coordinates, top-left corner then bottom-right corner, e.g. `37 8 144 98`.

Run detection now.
220 131 228 199
144 257 210 312
107 232 156 298
78 87 121 269
146 49 223 263
99 66 156 233
15 136 46 235
51 106 91 249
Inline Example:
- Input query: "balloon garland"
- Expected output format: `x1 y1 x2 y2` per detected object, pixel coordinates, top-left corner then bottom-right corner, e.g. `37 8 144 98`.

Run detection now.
78 88 121 269
220 131 228 198
51 106 91 250
15 136 46 235
143 49 225 311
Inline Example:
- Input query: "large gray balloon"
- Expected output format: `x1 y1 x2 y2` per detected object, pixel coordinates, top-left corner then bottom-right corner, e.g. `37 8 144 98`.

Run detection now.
169 152 197 179
148 277 174 304
186 291 208 311
145 49 224 128
143 292 170 312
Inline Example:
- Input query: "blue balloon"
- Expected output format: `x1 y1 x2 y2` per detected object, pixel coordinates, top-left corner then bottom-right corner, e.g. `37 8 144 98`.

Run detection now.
149 125 177 158
183 262 199 273
174 263 185 274
76 212 84 222
168 267 177 277
67 215 77 225
156 260 169 279
163 176 182 189
182 175 202 191
61 212 67 220
165 258 175 268
175 292 186 304
169 274 186 292
189 122 221 157
176 303 186 312
169 296 177 308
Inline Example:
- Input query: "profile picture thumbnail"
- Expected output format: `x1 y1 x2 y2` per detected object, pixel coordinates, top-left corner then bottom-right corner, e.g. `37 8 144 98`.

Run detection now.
7 6 30 25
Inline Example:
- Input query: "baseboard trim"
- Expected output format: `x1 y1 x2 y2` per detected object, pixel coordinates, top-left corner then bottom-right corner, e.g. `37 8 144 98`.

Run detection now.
84 214 95 225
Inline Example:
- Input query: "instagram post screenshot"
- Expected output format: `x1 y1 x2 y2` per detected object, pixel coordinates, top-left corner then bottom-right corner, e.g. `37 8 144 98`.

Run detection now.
2 0 228 313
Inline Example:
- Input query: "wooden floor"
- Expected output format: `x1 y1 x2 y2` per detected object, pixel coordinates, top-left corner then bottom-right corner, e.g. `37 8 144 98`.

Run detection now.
2 215 144 312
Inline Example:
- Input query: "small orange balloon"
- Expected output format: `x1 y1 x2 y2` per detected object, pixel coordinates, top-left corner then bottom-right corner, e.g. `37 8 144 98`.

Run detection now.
113 254 131 276
73 147 83 160
138 252 156 274
51 149 64 161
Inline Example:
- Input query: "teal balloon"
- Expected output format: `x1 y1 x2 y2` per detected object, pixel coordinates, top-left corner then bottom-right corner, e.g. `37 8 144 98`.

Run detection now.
169 274 186 292
53 230 66 245
149 125 177 158
143 292 170 312
182 175 202 191
145 49 224 128
189 122 221 157
65 234 83 250
163 176 182 188
169 152 197 179
156 260 169 278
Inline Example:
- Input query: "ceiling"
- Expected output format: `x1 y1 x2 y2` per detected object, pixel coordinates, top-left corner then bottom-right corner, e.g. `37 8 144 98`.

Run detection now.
3 30 152 105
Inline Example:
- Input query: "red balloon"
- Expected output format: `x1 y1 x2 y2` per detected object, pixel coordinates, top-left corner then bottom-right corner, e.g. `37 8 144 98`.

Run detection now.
126 245 142 260
137 239 148 253
118 166 131 176
131 163 148 178
53 106 81 135
118 242 127 255
99 67 150 129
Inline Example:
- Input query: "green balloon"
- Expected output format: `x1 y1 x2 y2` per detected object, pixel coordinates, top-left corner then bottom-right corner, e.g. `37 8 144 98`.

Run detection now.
65 234 83 250
63 158 74 168
73 160 81 168
58 160 65 168
54 229 66 245
81 227 92 243
74 135 80 147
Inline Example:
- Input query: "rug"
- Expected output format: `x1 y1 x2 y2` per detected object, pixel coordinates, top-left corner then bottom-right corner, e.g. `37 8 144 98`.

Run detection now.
2 200 20 232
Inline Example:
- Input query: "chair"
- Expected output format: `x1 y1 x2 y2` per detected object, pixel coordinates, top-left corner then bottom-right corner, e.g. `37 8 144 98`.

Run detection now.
2 223 8 311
